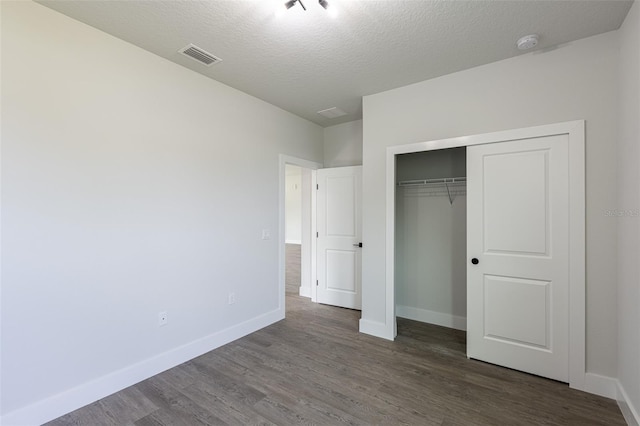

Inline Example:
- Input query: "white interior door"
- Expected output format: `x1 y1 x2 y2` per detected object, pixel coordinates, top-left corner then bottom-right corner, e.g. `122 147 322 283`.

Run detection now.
316 166 362 310
467 135 569 382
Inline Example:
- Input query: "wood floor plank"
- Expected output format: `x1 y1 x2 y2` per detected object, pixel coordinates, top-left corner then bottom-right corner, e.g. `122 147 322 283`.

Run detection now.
285 243 301 295
177 380 274 426
132 378 227 426
45 386 158 426
214 343 423 425
46 292 625 426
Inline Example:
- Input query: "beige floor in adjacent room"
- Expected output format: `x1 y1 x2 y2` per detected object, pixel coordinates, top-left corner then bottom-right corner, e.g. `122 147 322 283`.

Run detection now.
46 247 625 425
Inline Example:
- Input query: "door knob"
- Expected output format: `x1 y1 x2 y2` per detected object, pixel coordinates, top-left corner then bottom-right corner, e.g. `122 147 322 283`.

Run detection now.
353 242 363 248
471 258 479 265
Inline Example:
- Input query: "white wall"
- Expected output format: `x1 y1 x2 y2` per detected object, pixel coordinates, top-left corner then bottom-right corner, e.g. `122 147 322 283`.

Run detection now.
362 32 619 379
1 2 323 423
396 194 467 328
285 165 302 244
323 119 363 167
617 0 640 422
396 148 466 182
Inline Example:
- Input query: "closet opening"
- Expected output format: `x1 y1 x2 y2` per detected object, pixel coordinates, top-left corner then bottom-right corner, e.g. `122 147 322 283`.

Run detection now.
385 121 585 387
395 147 467 335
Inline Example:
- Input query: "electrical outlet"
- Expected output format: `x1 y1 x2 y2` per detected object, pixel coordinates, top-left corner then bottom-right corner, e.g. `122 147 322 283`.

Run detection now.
228 292 236 305
158 311 168 326
261 229 271 240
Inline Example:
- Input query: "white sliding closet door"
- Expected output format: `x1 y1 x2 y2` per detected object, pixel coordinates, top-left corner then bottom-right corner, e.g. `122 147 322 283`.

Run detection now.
467 135 570 382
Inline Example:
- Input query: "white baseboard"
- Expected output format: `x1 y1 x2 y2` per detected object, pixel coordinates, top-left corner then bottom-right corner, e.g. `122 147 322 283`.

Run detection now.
359 318 393 340
299 285 311 298
396 305 466 331
618 381 640 426
580 372 618 399
285 239 301 245
0 308 284 426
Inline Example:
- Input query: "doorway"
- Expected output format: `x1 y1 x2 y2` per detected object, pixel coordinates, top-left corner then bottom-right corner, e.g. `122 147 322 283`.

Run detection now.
278 155 322 314
285 164 305 296
279 158 364 315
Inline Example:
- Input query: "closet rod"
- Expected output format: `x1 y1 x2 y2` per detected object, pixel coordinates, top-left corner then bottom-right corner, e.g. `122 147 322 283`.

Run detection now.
397 176 467 187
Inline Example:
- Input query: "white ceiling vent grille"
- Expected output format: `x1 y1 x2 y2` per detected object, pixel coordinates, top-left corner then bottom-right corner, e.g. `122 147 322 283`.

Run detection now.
179 44 222 66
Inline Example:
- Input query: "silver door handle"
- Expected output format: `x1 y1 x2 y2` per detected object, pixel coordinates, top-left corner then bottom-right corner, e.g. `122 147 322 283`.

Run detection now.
353 242 363 248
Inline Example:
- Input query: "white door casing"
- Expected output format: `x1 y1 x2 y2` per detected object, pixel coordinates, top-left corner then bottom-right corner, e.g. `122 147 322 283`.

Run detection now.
467 135 570 382
317 166 363 310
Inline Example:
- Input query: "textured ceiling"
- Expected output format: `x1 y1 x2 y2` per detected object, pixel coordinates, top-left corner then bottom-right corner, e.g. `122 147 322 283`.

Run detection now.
38 0 633 127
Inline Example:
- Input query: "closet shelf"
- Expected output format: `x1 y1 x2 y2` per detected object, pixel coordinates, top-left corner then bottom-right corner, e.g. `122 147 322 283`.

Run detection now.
397 177 466 204
397 177 466 187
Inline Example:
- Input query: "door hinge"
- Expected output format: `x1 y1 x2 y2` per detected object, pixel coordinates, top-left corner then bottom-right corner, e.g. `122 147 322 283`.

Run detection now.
316 184 319 190
316 232 319 238
316 280 318 286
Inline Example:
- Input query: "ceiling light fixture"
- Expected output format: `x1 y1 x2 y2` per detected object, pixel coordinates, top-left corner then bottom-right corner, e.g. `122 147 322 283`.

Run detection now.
285 0 306 11
283 0 331 12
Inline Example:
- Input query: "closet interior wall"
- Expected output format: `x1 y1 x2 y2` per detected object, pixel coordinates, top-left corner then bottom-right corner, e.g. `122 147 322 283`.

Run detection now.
395 148 467 330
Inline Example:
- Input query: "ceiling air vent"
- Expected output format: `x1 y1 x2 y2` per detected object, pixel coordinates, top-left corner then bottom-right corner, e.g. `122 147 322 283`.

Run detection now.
179 44 222 67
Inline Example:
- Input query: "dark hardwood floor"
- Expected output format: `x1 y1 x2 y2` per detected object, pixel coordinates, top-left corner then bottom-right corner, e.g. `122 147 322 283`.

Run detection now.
46 262 625 425
285 243 301 295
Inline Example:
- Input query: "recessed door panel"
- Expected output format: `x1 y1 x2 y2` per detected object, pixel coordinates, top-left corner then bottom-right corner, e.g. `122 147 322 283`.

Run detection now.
326 176 356 237
484 275 550 349
326 249 356 293
483 150 549 256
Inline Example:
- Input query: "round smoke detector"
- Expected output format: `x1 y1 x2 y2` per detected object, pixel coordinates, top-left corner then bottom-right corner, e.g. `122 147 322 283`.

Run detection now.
516 34 539 50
